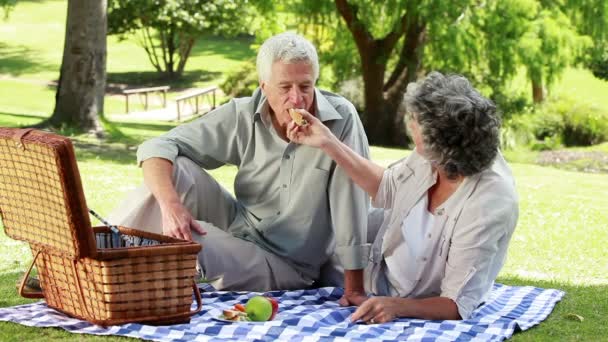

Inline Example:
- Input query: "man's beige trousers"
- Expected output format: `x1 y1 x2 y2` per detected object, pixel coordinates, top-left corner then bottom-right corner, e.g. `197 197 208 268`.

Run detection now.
109 157 313 291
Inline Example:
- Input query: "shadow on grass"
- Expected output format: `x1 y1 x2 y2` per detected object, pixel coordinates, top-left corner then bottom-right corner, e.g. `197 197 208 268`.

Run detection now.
107 70 222 92
0 43 55 77
112 120 177 133
72 141 137 165
0 110 177 165
0 111 48 128
0 111 48 121
497 275 608 341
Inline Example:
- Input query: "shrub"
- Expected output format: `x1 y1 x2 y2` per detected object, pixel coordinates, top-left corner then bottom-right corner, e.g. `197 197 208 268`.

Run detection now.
544 97 608 146
502 96 608 150
221 61 259 98
562 108 608 146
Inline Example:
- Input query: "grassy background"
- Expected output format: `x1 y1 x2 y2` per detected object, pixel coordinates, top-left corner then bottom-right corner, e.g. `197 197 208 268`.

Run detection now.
1 0 608 340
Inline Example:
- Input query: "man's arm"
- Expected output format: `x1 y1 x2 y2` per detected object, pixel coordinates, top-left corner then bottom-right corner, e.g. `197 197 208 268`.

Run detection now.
315 103 376 306
350 296 460 323
142 158 205 241
136 99 244 240
341 269 367 306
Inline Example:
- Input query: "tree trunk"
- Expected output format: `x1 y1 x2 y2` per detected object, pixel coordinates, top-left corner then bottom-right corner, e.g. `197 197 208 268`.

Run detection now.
335 0 426 146
532 79 544 103
358 49 392 145
49 0 107 134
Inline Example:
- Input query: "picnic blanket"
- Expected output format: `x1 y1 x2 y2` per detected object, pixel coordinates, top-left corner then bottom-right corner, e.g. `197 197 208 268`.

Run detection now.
0 283 563 341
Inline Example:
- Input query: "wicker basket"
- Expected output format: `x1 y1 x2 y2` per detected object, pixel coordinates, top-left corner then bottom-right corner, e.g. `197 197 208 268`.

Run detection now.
0 128 202 326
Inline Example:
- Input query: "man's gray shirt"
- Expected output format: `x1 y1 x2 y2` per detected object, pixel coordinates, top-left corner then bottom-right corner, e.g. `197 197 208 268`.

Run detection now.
137 88 371 279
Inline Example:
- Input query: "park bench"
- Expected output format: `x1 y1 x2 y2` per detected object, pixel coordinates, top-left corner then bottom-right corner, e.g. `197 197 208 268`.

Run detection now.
174 86 218 121
122 85 170 113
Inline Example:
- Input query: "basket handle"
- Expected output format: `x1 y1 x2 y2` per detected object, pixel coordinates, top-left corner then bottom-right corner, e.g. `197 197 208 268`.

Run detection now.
12 128 35 150
19 250 44 299
190 280 203 314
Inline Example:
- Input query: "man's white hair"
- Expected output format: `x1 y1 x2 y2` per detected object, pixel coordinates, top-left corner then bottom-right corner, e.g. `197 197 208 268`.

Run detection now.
256 32 319 83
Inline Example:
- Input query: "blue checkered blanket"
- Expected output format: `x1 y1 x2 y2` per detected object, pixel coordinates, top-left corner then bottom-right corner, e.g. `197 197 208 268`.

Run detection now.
0 283 563 341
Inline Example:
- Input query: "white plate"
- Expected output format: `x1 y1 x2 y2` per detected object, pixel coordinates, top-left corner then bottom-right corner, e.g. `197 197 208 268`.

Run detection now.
212 317 265 324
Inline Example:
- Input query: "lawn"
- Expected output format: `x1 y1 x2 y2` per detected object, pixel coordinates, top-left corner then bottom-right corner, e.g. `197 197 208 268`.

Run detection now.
0 115 607 340
0 0 254 117
1 0 608 340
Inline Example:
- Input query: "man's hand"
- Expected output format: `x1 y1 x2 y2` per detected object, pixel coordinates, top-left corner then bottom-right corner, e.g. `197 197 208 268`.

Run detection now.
339 291 369 307
340 269 367 306
350 296 404 324
160 201 206 241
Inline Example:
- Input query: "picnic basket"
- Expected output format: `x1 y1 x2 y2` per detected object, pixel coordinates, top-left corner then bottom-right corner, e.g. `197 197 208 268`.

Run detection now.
0 127 203 326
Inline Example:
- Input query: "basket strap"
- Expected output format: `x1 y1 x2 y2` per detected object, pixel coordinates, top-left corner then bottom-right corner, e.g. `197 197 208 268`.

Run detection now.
12 128 35 150
18 250 45 299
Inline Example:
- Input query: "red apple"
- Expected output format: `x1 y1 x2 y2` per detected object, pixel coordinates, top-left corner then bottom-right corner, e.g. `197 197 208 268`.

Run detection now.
266 296 279 320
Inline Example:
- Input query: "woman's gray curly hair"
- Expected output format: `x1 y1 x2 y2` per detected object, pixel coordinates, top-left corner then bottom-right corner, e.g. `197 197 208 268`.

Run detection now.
404 72 501 179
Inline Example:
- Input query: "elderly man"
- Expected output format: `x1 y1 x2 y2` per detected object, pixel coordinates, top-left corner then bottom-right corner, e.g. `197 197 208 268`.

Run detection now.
109 32 370 305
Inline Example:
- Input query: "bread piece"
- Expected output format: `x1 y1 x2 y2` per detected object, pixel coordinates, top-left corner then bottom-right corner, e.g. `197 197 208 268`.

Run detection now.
289 108 308 126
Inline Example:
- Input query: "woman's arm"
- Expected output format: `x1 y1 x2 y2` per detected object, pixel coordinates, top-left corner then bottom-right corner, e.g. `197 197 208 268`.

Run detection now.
350 296 461 323
287 110 385 198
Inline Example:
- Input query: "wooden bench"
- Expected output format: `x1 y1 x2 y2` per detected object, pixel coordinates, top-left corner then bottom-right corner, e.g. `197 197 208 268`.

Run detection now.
122 85 170 113
174 86 218 121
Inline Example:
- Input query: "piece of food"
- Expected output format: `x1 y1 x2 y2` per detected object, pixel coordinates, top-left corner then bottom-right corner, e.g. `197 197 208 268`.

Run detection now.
267 297 279 320
234 303 246 312
289 108 307 126
220 309 249 321
245 296 273 321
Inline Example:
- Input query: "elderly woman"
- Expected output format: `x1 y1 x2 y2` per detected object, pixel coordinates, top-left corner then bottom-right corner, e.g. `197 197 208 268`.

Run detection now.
287 72 518 323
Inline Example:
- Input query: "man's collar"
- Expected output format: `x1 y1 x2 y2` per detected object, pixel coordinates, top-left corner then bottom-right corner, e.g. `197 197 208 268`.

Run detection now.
314 88 342 122
253 88 343 126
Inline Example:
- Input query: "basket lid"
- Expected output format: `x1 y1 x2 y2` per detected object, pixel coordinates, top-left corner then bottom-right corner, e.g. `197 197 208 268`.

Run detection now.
0 128 97 258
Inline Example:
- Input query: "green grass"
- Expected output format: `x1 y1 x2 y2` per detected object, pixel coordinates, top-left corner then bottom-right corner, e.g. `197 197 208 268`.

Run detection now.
554 68 608 114
0 0 254 117
0 115 606 340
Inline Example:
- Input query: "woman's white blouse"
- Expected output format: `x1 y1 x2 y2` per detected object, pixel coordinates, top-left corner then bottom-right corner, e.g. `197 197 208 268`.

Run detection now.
367 150 519 319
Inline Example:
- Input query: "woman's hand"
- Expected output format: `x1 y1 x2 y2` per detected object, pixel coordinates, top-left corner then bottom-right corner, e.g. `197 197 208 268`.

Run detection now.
160 201 206 241
350 296 404 324
286 109 335 149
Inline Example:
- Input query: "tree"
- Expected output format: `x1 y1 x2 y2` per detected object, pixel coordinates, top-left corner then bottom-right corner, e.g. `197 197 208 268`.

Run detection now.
46 0 107 134
259 0 597 145
563 0 608 81
518 8 591 102
1 0 16 19
333 0 474 145
108 0 257 79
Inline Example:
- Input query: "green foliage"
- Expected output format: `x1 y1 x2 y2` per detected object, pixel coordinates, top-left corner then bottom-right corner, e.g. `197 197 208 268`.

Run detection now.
588 45 608 80
0 0 16 19
107 0 258 77
220 61 258 98
561 106 608 146
518 8 592 90
504 95 608 150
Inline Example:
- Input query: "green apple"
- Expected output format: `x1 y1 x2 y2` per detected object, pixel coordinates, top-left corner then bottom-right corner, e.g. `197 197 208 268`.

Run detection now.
245 296 273 321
